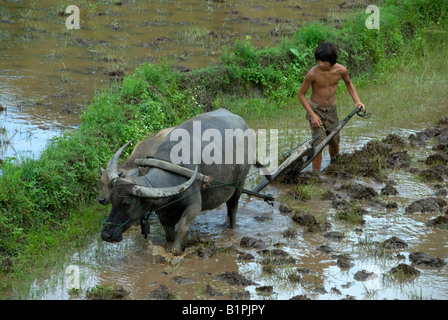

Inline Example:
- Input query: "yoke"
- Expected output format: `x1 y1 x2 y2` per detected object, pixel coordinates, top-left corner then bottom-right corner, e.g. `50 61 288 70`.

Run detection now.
135 158 274 203
135 158 212 188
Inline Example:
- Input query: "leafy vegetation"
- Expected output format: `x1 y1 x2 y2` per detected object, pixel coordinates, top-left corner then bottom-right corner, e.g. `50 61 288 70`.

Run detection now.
0 0 447 293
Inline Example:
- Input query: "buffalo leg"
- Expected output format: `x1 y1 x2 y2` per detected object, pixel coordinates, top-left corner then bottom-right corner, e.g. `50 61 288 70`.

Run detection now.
162 224 175 242
226 189 242 228
172 203 201 255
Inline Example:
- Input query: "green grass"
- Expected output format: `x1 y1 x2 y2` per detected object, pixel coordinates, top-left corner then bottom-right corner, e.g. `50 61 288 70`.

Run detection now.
292 182 324 201
337 29 448 131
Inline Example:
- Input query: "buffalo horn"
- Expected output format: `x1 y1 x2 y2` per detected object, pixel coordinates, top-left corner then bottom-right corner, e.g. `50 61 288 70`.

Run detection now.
107 139 135 182
132 166 198 199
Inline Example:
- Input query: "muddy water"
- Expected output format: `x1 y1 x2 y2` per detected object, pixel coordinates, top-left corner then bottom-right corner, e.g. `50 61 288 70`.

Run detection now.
0 0 344 159
26 122 448 300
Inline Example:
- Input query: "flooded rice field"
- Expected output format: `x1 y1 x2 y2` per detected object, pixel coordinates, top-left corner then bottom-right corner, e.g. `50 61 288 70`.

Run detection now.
1 0 447 301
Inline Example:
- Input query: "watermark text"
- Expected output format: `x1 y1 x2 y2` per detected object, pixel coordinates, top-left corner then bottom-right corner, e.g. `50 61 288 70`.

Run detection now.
65 5 80 29
169 121 278 175
366 5 380 29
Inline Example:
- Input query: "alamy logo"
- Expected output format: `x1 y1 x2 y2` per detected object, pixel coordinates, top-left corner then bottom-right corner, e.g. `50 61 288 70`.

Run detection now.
364 265 381 290
169 121 278 175
65 265 80 290
65 5 80 29
366 5 380 29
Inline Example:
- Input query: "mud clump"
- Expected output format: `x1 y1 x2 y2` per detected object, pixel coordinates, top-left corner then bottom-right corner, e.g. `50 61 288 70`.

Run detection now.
405 197 446 214
332 198 349 210
382 133 407 147
342 182 378 200
389 264 421 278
215 271 258 286
239 236 267 249
409 127 443 147
290 294 311 300
417 162 448 182
434 130 448 150
324 231 345 241
386 151 411 168
291 212 317 226
257 248 290 258
409 252 446 268
382 236 408 250
86 284 129 300
325 140 391 179
425 153 448 165
409 116 448 151
291 212 331 232
205 284 223 297
337 258 354 269
258 248 296 266
426 214 448 230
334 202 367 225
256 285 274 294
147 285 175 300
333 254 354 269
418 167 445 182
279 203 293 213
172 276 196 285
325 134 413 180
354 270 377 282
433 117 448 150
381 182 399 195
236 250 255 261
316 245 333 253
189 247 216 259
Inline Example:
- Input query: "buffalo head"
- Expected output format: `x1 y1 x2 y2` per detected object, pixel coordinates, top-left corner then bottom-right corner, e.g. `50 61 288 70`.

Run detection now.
100 140 198 243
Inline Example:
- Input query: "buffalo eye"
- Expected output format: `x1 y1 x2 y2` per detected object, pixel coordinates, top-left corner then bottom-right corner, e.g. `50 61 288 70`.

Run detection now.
120 199 133 209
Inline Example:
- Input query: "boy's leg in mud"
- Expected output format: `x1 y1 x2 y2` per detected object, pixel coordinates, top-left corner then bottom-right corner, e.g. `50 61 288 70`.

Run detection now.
312 152 322 171
312 144 339 171
329 144 339 163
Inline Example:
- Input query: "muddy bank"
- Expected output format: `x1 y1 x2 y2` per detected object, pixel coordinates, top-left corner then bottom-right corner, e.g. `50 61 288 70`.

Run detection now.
45 118 448 301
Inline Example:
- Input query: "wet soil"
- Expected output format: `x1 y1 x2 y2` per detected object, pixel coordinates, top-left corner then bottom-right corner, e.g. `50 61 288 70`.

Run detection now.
25 118 448 300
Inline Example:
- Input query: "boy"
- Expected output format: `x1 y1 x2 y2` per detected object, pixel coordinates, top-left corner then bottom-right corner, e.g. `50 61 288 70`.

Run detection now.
298 42 365 171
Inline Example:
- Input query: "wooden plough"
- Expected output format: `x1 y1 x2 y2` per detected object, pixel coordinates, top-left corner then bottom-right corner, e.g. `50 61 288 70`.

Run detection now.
252 106 367 194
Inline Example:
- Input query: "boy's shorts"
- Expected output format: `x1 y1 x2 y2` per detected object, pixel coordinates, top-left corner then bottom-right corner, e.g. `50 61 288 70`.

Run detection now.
305 100 340 147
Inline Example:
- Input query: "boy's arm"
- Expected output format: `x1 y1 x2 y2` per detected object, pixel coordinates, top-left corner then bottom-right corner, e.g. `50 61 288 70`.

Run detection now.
298 72 322 128
341 67 365 112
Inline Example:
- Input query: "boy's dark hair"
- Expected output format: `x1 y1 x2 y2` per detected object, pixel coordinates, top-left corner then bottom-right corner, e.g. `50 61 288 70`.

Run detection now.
315 42 338 66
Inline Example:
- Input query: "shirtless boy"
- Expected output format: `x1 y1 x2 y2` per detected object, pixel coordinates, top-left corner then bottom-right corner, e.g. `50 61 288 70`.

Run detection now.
298 42 365 171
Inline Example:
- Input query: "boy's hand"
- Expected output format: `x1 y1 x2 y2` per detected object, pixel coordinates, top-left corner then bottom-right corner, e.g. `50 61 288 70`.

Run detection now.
356 103 365 112
310 114 322 128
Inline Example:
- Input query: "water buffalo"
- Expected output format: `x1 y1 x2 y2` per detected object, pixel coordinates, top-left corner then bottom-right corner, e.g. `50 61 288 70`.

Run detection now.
98 127 173 205
101 108 254 254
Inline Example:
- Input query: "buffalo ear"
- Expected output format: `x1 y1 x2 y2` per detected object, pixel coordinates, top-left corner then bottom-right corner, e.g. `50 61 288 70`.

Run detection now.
114 178 137 196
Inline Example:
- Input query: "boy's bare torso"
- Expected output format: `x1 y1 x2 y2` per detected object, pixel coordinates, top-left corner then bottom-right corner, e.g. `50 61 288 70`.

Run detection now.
308 62 346 106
